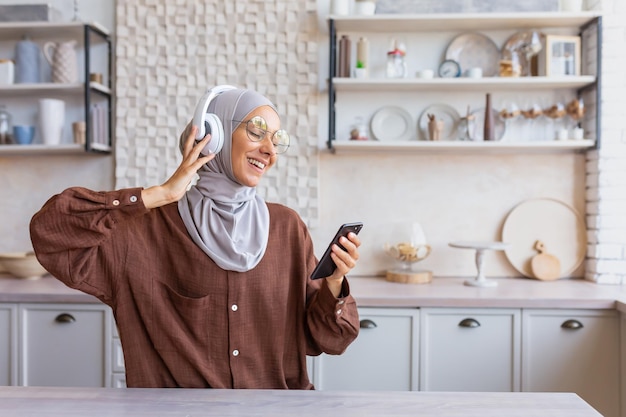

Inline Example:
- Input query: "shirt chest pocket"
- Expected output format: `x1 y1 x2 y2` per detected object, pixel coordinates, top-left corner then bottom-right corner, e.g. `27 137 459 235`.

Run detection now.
149 281 222 353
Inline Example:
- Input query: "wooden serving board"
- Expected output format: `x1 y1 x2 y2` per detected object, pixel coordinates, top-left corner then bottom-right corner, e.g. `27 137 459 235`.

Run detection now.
386 269 432 284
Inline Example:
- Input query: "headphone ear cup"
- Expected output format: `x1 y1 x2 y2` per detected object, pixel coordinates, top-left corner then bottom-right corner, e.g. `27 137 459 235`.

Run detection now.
200 113 224 155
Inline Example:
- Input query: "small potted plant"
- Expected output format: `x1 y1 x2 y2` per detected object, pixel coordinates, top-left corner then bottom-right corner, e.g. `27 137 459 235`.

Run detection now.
354 60 367 79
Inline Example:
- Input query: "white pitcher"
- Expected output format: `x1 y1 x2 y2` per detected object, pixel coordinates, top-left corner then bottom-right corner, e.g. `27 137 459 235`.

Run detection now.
43 41 78 84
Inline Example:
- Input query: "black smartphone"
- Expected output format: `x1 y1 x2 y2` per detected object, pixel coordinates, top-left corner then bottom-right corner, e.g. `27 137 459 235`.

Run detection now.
310 222 363 280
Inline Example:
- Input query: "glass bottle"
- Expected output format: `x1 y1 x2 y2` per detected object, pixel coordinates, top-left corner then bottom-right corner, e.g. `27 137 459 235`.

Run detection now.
458 106 476 141
0 104 12 144
337 35 351 78
484 93 495 141
386 39 407 78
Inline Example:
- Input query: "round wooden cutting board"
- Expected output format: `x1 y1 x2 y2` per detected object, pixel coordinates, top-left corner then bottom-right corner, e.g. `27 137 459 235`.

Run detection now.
501 198 586 279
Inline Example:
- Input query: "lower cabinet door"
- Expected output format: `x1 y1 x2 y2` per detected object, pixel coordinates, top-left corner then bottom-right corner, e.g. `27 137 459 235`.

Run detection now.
312 307 419 391
522 309 620 417
420 307 521 392
19 303 111 387
0 304 17 385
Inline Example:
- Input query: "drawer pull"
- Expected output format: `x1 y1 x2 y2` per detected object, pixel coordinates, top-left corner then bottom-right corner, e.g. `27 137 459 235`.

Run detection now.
359 319 377 329
55 313 76 324
458 318 480 328
561 319 583 330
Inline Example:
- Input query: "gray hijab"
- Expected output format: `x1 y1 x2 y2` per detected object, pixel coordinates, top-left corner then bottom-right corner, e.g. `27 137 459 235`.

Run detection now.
177 88 275 272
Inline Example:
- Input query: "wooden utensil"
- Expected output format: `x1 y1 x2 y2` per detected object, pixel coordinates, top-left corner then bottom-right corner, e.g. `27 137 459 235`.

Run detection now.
530 240 561 280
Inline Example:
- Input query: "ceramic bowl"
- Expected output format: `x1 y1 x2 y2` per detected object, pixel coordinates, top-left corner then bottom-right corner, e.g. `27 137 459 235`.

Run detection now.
0 252 48 279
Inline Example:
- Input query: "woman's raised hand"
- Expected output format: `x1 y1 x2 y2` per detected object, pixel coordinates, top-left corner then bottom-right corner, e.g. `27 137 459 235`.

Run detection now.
142 125 214 209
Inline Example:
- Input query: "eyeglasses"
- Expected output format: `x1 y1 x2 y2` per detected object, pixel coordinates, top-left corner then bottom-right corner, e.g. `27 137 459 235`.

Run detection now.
232 116 290 154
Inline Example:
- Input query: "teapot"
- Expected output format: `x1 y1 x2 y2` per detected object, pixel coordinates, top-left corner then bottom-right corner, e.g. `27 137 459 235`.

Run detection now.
43 41 78 84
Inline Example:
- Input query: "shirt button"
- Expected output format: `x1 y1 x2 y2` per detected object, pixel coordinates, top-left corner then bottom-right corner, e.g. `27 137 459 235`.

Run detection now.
130 195 138 203
338 300 345 305
232 349 239 356
112 200 120 206
231 304 238 311
336 309 342 315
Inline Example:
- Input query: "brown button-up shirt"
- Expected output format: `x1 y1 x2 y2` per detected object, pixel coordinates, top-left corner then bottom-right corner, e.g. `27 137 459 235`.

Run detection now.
30 187 359 389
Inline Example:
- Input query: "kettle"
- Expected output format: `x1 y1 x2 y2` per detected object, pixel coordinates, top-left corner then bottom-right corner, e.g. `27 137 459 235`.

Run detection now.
43 41 78 84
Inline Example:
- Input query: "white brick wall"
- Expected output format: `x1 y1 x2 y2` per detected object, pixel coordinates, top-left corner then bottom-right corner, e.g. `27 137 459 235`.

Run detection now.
585 0 626 284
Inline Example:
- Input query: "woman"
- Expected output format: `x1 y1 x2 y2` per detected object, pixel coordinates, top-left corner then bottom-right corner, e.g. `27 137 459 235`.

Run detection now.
29 87 361 389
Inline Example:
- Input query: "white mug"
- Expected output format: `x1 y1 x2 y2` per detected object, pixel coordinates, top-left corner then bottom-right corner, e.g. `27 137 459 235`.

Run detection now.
38 98 65 145
330 0 350 15
560 0 584 12
466 67 483 78
354 1 376 15
416 69 434 79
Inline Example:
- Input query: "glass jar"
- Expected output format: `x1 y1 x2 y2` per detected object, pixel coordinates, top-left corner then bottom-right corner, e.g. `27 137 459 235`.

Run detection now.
499 49 521 77
386 40 407 78
349 116 368 140
0 104 12 144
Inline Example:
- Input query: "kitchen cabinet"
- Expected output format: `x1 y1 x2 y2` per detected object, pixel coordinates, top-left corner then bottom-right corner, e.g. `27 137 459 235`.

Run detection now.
0 22 112 155
19 303 112 387
419 307 521 392
522 308 620 417
312 307 419 390
327 12 601 153
0 303 17 385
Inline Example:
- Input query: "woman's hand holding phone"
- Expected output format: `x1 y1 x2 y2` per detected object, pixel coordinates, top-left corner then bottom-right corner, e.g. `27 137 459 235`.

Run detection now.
311 222 363 297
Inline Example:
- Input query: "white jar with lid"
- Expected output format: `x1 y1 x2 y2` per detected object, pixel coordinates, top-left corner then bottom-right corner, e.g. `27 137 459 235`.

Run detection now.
0 59 14 85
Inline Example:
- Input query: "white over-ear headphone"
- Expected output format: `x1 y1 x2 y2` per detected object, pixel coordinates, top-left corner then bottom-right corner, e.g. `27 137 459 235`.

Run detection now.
192 84 237 155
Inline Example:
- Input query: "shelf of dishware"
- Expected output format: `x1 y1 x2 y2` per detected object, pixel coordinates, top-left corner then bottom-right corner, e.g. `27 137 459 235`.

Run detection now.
330 11 602 32
330 139 595 154
0 142 111 155
332 76 597 92
0 82 112 97
0 21 110 40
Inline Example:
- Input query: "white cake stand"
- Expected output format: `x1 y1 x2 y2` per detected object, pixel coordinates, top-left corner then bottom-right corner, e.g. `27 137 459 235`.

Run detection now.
449 241 510 287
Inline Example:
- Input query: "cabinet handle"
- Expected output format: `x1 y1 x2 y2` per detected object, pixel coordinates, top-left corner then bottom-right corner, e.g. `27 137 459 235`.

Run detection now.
561 319 583 330
458 318 480 328
359 319 377 329
55 313 76 324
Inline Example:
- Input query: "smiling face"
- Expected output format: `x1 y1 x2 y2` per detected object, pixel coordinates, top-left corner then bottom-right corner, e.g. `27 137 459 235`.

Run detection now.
231 105 280 187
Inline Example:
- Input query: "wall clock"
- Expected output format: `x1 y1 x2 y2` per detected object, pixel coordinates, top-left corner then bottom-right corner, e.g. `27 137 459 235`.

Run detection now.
438 59 461 78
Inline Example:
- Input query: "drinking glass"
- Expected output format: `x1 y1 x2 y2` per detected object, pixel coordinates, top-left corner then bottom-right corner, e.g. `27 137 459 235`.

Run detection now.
498 100 521 141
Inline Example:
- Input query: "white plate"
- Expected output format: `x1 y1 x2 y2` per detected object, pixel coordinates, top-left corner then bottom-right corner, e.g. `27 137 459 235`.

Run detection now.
418 104 460 141
501 198 587 279
445 32 500 77
370 106 413 141
469 107 506 141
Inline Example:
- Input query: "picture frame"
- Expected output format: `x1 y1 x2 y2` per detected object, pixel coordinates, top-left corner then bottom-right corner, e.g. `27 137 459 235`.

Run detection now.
538 35 581 76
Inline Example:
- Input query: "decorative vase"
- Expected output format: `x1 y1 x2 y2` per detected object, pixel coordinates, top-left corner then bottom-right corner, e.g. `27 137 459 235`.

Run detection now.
484 93 495 141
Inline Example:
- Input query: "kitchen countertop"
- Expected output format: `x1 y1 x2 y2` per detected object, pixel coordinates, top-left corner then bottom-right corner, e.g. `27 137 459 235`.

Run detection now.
0 386 603 417
1 274 626 313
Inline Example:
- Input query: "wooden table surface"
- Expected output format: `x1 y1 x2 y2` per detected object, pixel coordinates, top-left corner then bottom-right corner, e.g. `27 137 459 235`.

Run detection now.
0 386 603 417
